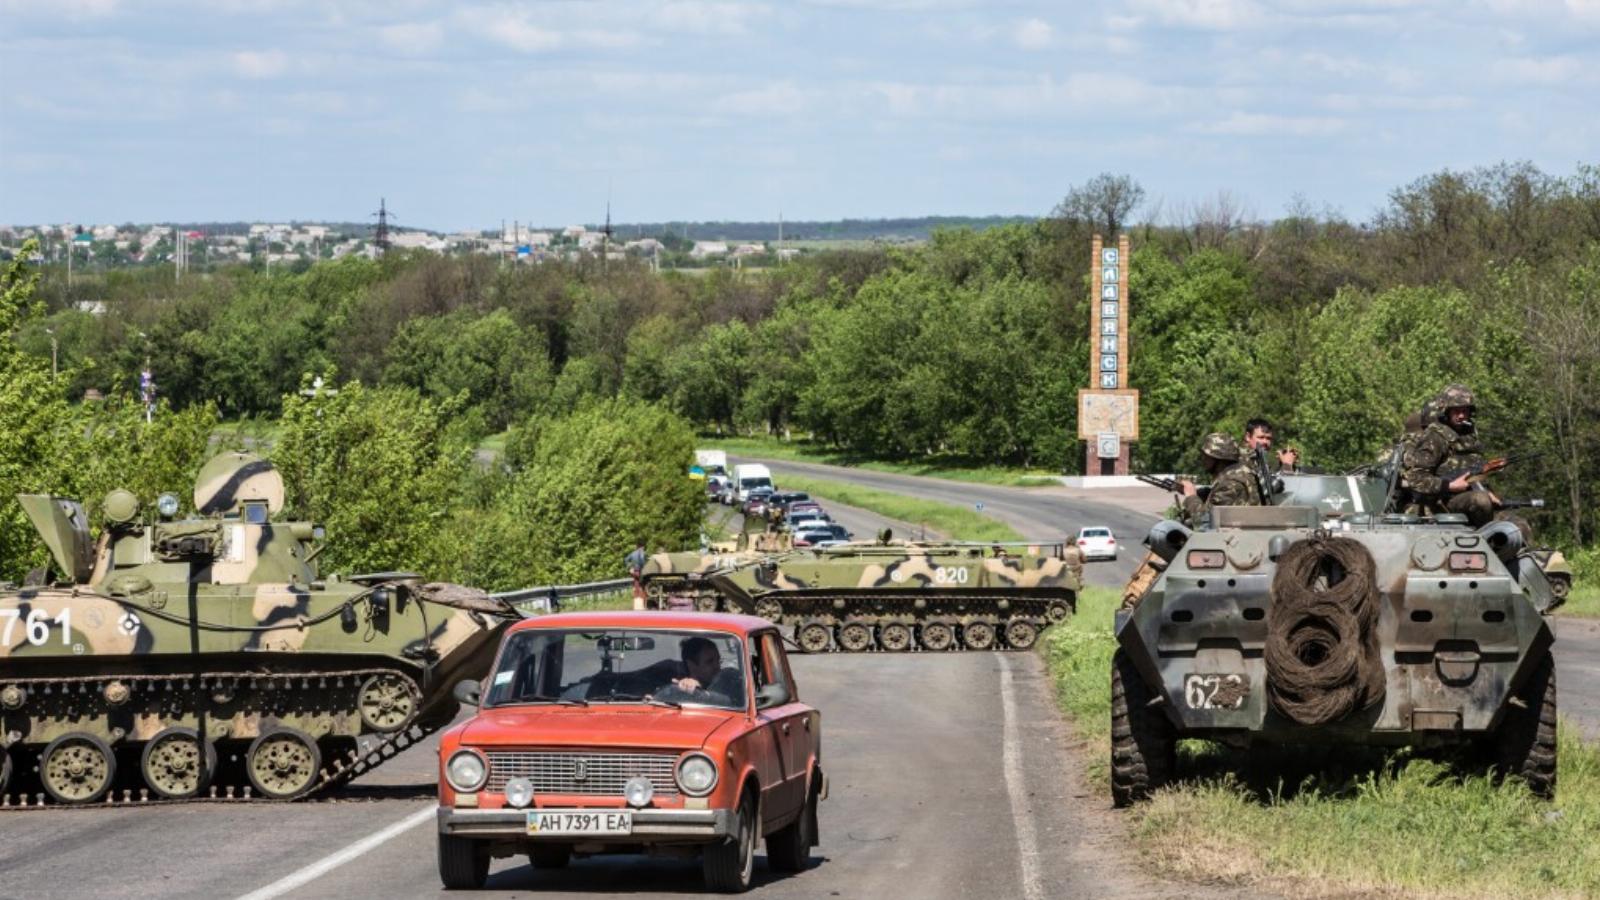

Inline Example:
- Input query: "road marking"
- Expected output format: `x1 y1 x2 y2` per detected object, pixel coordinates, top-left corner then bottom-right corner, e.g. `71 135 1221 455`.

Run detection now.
235 804 435 900
999 654 1045 900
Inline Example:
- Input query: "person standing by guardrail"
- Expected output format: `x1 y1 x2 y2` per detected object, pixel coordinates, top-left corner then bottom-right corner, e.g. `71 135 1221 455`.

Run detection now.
625 541 648 610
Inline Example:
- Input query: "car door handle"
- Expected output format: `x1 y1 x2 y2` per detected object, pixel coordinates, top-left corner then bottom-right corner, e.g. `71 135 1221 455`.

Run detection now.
781 723 791 735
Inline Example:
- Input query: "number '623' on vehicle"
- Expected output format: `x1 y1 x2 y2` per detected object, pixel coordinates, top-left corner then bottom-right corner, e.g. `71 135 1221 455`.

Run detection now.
436 611 825 893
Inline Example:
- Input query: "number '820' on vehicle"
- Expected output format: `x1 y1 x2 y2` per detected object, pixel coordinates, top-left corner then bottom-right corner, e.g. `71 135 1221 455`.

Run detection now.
435 611 826 893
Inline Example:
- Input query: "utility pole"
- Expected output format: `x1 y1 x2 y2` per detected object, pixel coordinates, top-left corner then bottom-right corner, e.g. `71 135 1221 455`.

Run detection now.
372 198 393 256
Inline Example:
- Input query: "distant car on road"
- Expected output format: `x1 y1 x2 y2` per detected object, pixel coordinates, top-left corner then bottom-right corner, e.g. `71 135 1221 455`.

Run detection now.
792 523 851 548
741 488 775 519
1075 526 1117 561
435 611 826 892
785 509 828 529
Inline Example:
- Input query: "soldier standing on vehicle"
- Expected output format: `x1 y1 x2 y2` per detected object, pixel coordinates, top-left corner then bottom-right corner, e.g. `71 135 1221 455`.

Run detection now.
625 541 647 576
1180 432 1263 526
1401 384 1498 526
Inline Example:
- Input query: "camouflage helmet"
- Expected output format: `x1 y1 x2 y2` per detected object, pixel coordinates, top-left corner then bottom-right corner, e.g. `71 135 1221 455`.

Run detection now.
1200 432 1241 462
1434 384 1475 413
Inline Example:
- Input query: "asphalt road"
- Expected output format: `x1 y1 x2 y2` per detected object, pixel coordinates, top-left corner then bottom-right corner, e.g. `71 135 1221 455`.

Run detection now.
0 653 1243 900
742 456 1600 740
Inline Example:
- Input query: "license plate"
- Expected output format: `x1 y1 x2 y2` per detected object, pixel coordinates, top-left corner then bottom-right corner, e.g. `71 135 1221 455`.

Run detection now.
526 810 634 836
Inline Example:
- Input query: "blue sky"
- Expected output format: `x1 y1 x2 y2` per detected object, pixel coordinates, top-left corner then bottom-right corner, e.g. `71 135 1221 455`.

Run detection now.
1 0 1596 231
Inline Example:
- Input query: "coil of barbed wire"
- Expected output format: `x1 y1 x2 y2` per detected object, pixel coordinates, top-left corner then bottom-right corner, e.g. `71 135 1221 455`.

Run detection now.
1265 535 1386 726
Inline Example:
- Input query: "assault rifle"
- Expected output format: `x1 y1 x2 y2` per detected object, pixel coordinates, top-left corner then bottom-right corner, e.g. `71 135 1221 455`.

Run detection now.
1440 452 1541 485
1496 498 1546 510
1136 474 1209 501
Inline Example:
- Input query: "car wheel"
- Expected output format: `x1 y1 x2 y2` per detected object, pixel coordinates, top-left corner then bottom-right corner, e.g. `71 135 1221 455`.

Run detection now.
703 790 757 892
529 843 572 869
767 781 817 873
438 833 490 889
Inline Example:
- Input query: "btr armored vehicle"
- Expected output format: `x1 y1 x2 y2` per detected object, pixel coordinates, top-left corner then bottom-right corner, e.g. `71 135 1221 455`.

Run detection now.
641 540 1083 653
0 452 518 805
1113 472 1559 805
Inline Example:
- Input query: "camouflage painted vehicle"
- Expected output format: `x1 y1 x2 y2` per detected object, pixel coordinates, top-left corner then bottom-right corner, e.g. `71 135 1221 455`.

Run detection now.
1112 472 1559 806
1529 548 1572 606
641 540 1083 653
0 452 518 806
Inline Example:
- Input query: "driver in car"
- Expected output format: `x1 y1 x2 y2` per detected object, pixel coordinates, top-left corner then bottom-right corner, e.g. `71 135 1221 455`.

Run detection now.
648 637 743 705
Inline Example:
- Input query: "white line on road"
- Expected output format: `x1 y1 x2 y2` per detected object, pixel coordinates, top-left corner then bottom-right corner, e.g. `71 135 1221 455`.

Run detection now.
235 804 435 900
999 654 1046 900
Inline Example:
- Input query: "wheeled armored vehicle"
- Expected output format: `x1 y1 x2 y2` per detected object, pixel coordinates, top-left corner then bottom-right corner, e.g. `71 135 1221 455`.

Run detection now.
1113 472 1559 805
641 540 1083 653
0 452 518 805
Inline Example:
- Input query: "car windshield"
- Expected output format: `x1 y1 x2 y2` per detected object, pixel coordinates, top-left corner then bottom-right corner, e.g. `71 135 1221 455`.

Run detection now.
485 629 747 711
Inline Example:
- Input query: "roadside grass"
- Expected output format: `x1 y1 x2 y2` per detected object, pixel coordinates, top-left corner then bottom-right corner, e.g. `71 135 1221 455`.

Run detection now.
1556 584 1600 619
771 473 1023 543
711 435 1059 488
1044 588 1600 897
478 430 510 456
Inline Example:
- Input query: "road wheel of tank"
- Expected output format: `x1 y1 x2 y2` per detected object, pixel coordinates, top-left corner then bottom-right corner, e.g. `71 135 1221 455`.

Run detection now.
961 621 997 651
754 598 785 622
1045 600 1072 624
1111 648 1176 807
1548 574 1571 602
40 733 116 805
1493 652 1557 799
694 593 722 613
529 843 572 869
140 727 218 800
836 621 874 653
703 789 757 892
797 621 833 653
358 673 419 734
878 622 913 652
919 620 956 652
438 834 490 889
246 728 323 800
1004 619 1041 651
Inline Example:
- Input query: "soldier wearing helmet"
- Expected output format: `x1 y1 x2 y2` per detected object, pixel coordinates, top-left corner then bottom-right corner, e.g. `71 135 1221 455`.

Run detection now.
1401 384 1496 525
1179 432 1263 526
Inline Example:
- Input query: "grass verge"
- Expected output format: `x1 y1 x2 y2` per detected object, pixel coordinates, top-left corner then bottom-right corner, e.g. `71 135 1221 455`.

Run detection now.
1556 584 1600 619
772 473 1023 543
1044 588 1600 898
711 435 1060 487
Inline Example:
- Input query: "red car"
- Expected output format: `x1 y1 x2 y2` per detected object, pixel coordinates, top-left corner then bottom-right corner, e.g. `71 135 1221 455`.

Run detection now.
435 611 826 892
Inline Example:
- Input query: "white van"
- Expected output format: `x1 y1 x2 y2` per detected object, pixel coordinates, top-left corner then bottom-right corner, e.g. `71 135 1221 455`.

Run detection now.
731 463 774 504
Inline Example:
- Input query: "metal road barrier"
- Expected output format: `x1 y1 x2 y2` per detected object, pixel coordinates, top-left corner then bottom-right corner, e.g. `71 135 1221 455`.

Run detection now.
492 578 636 615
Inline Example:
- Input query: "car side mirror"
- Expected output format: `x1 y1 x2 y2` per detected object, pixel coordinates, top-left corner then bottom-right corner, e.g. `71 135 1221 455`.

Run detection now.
453 678 482 707
755 683 789 710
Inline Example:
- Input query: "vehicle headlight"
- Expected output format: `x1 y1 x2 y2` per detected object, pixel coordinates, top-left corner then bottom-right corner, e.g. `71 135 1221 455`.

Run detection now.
504 776 534 809
156 492 180 519
624 776 655 808
675 753 717 797
446 749 488 793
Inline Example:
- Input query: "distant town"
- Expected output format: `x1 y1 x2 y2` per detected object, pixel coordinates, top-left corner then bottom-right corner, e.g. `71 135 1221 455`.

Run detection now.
0 214 1032 273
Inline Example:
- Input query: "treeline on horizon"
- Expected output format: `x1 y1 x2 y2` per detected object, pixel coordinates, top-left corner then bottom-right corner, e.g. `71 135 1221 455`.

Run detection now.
7 160 1600 569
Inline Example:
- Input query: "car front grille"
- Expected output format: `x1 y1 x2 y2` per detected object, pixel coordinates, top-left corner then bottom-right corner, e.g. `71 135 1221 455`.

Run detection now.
485 750 680 797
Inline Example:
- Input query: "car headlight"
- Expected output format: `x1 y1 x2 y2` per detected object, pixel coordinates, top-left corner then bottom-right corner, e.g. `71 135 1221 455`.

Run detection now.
675 752 717 797
504 776 534 809
446 749 488 793
156 492 180 519
624 776 655 808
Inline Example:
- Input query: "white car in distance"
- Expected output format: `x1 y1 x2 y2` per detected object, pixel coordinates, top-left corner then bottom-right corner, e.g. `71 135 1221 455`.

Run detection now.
1076 526 1118 561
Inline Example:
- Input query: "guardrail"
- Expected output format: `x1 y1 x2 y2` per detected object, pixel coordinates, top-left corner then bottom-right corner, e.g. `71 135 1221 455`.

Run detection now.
491 577 636 615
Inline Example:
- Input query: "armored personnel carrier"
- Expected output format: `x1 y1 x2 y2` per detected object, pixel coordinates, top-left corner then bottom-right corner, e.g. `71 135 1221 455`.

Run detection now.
1112 472 1559 806
0 452 518 806
641 539 1082 652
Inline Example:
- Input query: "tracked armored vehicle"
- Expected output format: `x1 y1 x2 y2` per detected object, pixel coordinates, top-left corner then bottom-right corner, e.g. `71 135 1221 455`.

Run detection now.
0 452 518 806
1112 472 1559 806
641 540 1083 652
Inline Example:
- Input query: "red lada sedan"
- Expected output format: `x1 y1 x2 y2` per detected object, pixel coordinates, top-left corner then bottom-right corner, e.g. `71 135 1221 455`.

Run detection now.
436 611 826 892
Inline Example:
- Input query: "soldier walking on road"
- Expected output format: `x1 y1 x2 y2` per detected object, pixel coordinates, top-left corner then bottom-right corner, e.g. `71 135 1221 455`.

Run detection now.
1401 384 1498 526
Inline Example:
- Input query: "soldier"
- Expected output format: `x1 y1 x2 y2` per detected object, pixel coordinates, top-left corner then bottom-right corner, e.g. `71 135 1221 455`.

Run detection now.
1401 384 1497 526
1122 432 1262 609
1179 432 1263 526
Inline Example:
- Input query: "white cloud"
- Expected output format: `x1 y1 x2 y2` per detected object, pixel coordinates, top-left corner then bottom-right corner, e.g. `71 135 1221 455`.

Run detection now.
379 21 444 55
1121 0 1266 30
1493 55 1591 83
0 0 119 17
1567 0 1600 21
462 6 642 53
654 1 767 35
717 81 811 115
1192 111 1347 135
1013 18 1053 49
232 49 288 79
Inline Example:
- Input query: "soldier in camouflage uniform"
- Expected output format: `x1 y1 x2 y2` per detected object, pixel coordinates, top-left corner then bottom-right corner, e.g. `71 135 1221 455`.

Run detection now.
1122 433 1263 609
1401 384 1496 526
1179 432 1263 526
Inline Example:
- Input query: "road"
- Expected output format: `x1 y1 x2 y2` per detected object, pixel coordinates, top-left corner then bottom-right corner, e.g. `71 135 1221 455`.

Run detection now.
1 653 1245 900
742 456 1600 740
